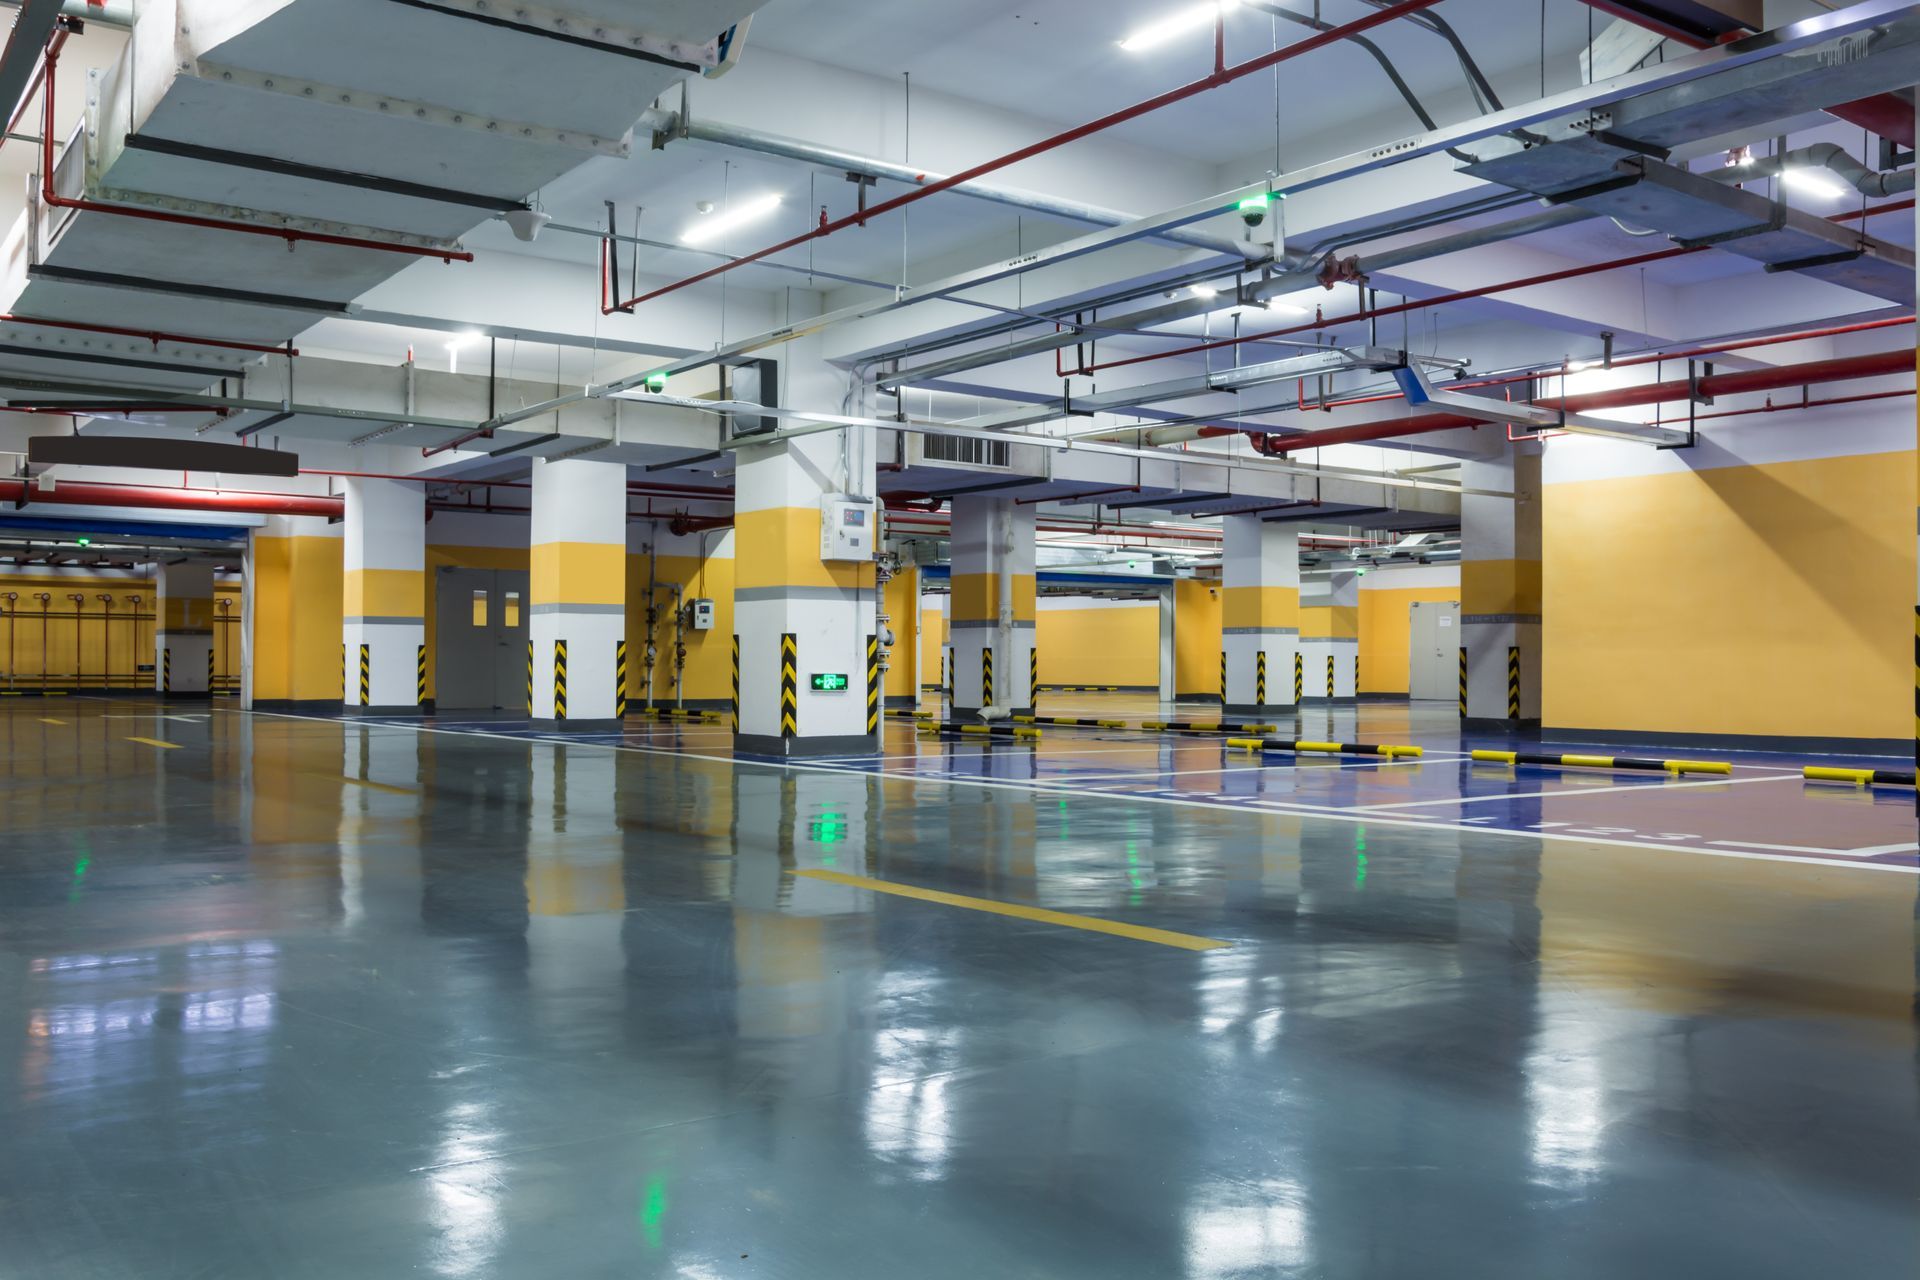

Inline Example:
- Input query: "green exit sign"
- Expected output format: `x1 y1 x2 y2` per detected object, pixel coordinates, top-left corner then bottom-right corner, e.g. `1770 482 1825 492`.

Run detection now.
810 672 850 691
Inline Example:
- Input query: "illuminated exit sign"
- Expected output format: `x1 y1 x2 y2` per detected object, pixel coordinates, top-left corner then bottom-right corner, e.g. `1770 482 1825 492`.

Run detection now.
810 673 850 692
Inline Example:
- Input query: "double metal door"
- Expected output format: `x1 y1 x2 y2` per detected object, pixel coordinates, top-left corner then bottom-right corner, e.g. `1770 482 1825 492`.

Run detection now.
1407 600 1460 701
434 568 530 710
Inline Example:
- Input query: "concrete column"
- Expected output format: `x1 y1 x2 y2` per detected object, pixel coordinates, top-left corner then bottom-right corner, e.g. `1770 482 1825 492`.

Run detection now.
1301 571 1360 702
245 514 342 712
342 478 425 713
530 458 627 730
1461 447 1542 729
732 430 879 756
154 562 214 699
1222 517 1299 717
948 496 1036 718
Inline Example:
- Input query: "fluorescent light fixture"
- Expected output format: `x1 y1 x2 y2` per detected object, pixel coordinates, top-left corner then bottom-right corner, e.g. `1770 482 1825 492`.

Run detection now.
1190 283 1220 299
1118 0 1238 51
1262 299 1308 317
681 193 783 245
1565 357 1600 372
1780 167 1847 199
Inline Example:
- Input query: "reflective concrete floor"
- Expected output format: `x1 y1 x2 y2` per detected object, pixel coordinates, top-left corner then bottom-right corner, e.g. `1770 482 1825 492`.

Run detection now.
2 698 1916 1277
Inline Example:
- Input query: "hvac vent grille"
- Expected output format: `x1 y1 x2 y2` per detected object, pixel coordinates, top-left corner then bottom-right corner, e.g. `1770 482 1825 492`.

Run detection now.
921 433 1010 468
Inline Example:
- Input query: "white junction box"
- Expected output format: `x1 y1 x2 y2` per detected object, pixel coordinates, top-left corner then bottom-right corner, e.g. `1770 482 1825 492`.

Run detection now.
690 598 716 630
820 494 878 562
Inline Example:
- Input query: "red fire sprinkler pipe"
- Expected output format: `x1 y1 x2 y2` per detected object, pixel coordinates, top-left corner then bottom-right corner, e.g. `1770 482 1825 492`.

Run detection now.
1253 348 1915 453
38 42 474 264
609 0 1445 311
0 478 343 517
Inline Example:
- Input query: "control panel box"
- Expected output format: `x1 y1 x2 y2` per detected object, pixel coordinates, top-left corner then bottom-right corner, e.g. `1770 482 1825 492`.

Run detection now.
820 494 878 562
690 598 716 630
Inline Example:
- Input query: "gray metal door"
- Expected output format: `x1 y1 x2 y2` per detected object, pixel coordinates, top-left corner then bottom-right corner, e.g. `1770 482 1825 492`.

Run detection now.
434 568 530 711
1408 600 1460 700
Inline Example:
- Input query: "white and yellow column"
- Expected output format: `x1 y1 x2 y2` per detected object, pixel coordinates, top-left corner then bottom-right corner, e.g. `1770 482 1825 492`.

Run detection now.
1300 571 1360 702
342 477 425 714
246 514 342 712
154 561 215 699
733 430 879 756
948 495 1035 718
1222 516 1299 717
1461 447 1542 729
531 458 627 730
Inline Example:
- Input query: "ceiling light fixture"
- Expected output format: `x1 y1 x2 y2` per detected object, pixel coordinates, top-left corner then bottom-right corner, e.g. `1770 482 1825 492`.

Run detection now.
681 193 783 246
1118 0 1239 51
1780 167 1847 199
1191 283 1220 299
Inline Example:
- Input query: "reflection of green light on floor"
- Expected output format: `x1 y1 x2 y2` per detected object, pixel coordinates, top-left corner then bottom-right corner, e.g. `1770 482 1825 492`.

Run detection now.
1355 827 1368 888
640 1176 667 1248
1125 841 1145 890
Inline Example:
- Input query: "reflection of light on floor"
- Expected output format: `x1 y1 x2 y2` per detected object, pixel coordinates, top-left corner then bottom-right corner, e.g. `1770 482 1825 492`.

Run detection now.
864 1003 961 1181
1525 1016 1608 1185
1185 1182 1311 1277
427 1100 505 1278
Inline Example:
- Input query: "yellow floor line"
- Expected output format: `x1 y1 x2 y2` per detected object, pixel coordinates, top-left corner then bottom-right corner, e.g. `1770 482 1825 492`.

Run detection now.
342 776 418 794
793 868 1230 952
125 736 181 750
38 717 65 725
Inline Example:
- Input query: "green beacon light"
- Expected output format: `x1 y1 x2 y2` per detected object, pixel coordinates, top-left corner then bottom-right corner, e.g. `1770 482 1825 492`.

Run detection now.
75 536 90 548
643 371 668 393
1237 191 1273 229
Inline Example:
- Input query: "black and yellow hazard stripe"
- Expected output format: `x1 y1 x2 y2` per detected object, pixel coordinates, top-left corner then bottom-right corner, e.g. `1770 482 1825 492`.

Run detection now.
342 643 347 700
941 650 950 697
1325 654 1334 698
162 646 171 693
614 639 628 719
207 648 215 691
1029 645 1038 706
1457 647 1468 717
779 632 797 737
1017 715 1130 728
924 721 1041 740
981 645 994 705
865 633 880 734
416 644 427 706
1353 652 1360 695
730 635 740 731
1293 651 1302 703
552 638 567 721
1218 649 1226 703
1912 604 1918 771
358 643 370 707
1255 650 1266 704
1471 749 1729 776
525 639 533 713
1506 645 1520 720
1227 737 1424 757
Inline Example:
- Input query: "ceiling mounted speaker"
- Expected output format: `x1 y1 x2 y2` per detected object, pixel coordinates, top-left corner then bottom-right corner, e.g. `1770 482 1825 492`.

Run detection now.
503 209 550 242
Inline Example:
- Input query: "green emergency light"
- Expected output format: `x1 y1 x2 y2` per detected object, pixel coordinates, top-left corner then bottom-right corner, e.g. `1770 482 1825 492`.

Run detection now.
810 672 850 691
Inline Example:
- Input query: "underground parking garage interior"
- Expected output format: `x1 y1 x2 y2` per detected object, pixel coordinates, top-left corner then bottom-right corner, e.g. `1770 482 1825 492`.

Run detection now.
0 0 1918 1273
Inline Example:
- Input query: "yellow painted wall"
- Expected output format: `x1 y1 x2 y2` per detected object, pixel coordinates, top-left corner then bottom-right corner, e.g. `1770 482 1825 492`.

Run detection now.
1359 586 1460 694
625 551 735 703
254 535 342 701
1173 579 1222 697
1544 448 1916 740
1037 604 1159 687
883 566 919 698
0 573 241 689
918 605 945 689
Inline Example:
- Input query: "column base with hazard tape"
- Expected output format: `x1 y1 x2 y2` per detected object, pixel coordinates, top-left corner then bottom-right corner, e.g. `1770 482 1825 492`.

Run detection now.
341 478 426 715
529 459 627 733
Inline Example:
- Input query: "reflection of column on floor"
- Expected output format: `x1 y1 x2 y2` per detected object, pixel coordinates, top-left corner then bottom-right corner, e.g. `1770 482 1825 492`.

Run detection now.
948 495 1036 719
1462 448 1542 729
526 747 626 1031
342 478 425 714
729 770 875 1056
733 430 879 757
1222 516 1299 717
155 561 214 699
336 729 424 931
530 458 627 730
1301 571 1360 702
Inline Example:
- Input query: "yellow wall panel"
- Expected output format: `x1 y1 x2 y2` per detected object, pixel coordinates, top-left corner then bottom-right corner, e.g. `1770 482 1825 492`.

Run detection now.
1037 606 1158 687
343 568 424 619
1359 585 1460 694
949 572 1037 624
625 550 736 703
1 573 243 690
1462 558 1542 616
734 507 876 592
883 566 919 697
919 606 945 688
1544 449 1916 740
1174 579 1222 696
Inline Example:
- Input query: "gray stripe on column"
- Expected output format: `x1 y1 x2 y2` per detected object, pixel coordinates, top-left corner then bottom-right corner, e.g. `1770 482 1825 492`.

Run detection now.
528 603 625 615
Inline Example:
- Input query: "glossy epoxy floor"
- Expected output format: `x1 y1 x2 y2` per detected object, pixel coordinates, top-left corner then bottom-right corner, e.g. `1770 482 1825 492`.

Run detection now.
2 698 1916 1278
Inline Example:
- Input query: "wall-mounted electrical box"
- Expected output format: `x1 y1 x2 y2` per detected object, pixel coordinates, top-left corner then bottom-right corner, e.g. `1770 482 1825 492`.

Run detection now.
690 598 716 630
820 494 877 562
